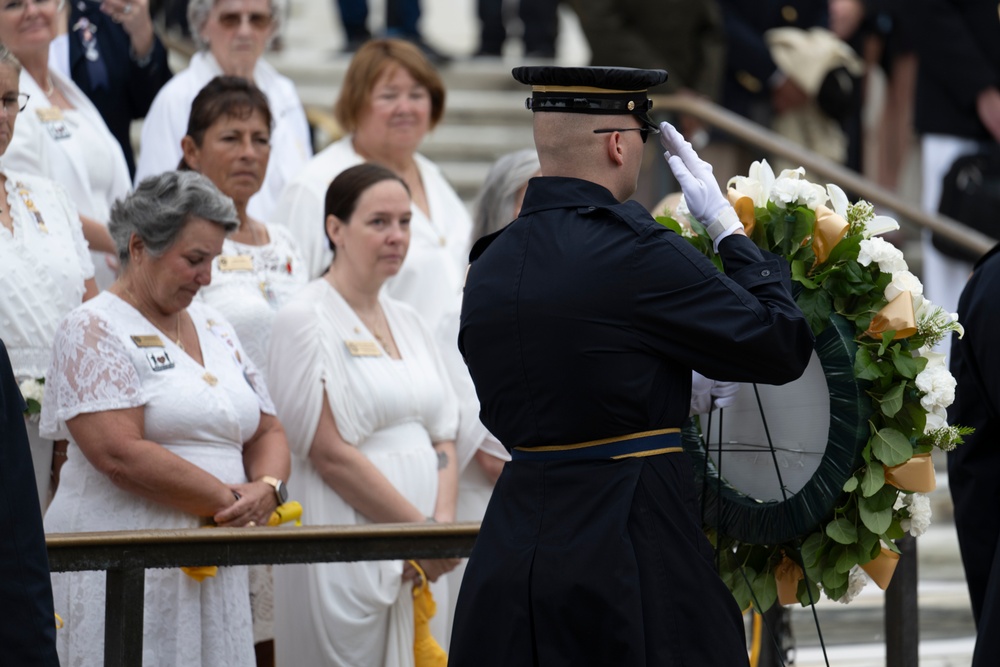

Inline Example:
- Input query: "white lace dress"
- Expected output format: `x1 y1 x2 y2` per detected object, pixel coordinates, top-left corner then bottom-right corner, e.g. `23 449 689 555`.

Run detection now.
40 293 274 667
268 280 459 667
0 170 94 508
197 224 307 381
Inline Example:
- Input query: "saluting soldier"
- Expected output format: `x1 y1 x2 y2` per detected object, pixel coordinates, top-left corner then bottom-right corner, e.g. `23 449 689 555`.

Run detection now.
449 66 815 665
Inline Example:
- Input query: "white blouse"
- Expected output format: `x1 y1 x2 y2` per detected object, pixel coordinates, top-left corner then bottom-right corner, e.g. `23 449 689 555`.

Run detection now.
0 170 94 381
198 223 307 380
272 136 472 333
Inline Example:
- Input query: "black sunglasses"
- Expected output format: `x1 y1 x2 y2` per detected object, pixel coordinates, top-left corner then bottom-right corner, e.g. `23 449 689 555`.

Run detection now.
593 126 659 144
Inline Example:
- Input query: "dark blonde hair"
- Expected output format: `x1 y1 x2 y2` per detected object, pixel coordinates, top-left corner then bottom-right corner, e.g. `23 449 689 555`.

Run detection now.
334 38 446 133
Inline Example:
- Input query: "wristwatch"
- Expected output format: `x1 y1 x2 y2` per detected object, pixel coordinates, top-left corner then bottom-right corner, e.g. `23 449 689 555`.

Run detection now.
259 475 288 506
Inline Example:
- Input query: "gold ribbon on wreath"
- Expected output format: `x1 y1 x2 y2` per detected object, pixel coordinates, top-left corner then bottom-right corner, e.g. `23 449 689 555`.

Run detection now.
865 291 917 340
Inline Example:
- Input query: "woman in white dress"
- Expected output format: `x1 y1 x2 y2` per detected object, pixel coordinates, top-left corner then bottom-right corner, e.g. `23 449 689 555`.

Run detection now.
0 46 98 509
181 75 306 664
268 164 460 667
0 0 129 286
135 0 312 222
41 171 291 667
184 75 307 375
273 38 471 334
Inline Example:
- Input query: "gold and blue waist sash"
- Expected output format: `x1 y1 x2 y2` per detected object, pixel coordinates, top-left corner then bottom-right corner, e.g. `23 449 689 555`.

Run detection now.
510 428 682 462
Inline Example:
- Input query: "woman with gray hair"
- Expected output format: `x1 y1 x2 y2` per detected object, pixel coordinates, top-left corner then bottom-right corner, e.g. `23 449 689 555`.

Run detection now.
135 0 311 221
40 170 291 667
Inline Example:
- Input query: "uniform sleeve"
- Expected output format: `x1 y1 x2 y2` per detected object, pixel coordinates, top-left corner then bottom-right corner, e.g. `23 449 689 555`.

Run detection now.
39 308 146 439
267 299 326 457
953 255 1000 420
631 231 814 384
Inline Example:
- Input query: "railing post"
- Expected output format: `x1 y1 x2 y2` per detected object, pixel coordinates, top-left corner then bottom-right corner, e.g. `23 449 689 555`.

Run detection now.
104 565 145 667
886 535 918 667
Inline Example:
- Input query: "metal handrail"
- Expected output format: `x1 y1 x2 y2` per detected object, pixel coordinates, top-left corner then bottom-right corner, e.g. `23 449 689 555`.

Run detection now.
46 523 479 667
651 94 995 257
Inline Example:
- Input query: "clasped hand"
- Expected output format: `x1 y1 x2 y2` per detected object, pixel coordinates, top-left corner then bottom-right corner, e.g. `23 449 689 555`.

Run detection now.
212 480 277 527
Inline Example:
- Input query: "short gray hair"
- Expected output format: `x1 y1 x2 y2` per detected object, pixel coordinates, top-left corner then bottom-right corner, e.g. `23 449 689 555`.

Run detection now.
110 171 239 266
188 0 285 50
0 45 22 73
471 149 540 243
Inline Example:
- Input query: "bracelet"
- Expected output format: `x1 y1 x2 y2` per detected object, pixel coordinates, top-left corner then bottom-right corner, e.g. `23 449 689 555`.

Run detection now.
232 491 242 501
53 450 68 459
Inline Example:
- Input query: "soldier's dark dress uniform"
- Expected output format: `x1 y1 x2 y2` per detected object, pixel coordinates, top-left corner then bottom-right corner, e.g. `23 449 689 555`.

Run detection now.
451 175 814 665
0 339 59 666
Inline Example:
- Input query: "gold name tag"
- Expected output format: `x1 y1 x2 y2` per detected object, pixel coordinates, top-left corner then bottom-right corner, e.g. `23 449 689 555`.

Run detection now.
36 107 64 122
219 255 254 271
131 335 165 348
345 340 382 357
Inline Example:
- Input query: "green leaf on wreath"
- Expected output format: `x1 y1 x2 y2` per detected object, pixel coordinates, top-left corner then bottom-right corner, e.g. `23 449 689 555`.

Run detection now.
824 233 861 266
879 382 906 418
730 567 753 611
791 260 818 289
655 215 683 234
859 500 893 534
854 347 882 381
859 527 879 560
826 518 858 544
800 532 824 567
25 398 42 415
890 345 926 379
751 569 778 612
797 577 821 607
836 545 859 573
825 583 849 602
843 476 859 492
822 564 849 590
871 428 913 466
885 518 905 541
797 288 833 335
861 464 885 497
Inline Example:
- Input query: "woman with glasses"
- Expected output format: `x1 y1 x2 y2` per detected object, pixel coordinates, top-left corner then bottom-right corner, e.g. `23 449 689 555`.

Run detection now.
135 0 312 222
0 45 98 509
0 0 129 288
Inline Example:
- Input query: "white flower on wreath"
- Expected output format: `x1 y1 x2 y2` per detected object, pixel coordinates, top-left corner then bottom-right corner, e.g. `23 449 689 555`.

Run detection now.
897 493 932 537
914 296 965 340
18 377 44 403
924 407 948 434
916 364 957 413
858 237 908 274
728 160 775 208
884 270 923 303
770 167 828 209
836 567 869 604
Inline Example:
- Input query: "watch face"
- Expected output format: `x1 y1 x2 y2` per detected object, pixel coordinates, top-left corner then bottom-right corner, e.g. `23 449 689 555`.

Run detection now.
275 480 289 504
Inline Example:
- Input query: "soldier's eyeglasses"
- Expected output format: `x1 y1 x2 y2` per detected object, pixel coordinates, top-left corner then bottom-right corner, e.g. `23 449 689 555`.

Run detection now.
592 127 659 144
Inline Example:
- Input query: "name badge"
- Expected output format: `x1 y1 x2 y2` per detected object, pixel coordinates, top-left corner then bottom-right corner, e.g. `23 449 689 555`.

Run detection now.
345 340 382 357
36 107 64 122
131 335 165 348
146 350 174 372
219 255 254 271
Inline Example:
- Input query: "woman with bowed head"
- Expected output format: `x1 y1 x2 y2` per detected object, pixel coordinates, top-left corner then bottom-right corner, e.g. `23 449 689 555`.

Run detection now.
0 0 129 286
0 45 97 509
135 0 312 221
41 170 291 667
274 38 471 333
269 163 460 666
180 74 306 665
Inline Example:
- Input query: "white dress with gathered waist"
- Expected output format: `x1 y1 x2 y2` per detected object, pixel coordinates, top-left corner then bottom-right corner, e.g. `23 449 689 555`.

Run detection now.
268 279 458 667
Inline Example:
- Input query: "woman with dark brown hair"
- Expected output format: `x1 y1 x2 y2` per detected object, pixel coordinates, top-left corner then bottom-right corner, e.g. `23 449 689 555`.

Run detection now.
274 38 471 336
269 163 459 667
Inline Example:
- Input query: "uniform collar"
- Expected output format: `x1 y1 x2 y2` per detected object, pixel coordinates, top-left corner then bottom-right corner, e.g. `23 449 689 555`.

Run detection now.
518 177 622 215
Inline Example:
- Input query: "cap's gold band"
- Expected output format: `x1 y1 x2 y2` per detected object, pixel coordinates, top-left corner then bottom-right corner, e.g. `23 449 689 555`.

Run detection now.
531 85 646 94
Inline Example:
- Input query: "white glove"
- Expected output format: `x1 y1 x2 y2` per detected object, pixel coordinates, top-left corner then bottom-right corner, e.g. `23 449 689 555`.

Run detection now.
659 121 742 251
689 371 741 417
